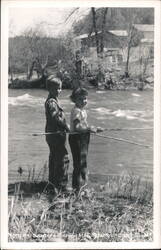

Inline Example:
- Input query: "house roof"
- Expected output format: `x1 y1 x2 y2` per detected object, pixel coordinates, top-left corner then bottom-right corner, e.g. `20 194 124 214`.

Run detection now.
134 24 154 32
74 30 127 40
141 38 154 43
74 25 154 40
104 48 120 51
74 31 102 40
108 30 128 37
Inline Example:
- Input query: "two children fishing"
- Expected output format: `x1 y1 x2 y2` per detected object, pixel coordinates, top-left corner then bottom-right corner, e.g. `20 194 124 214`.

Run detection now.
39 73 152 196
45 75 103 195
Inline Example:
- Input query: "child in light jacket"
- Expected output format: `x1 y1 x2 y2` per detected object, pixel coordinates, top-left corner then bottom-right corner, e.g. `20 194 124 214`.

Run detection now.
69 87 103 191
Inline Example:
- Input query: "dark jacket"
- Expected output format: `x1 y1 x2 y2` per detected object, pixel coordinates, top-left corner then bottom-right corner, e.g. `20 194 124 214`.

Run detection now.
45 94 68 133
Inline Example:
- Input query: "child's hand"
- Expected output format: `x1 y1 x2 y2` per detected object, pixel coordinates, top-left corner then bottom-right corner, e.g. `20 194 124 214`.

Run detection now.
65 124 70 133
89 126 97 133
96 127 104 133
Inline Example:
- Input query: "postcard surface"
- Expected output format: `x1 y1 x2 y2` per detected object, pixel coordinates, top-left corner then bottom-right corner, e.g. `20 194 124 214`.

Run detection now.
1 0 161 249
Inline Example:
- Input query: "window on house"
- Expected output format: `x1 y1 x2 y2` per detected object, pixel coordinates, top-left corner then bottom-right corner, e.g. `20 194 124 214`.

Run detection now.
107 51 112 56
112 55 116 63
149 47 154 59
117 54 123 63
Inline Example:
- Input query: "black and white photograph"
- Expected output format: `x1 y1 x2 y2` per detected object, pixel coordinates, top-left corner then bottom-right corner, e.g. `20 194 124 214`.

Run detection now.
1 0 161 248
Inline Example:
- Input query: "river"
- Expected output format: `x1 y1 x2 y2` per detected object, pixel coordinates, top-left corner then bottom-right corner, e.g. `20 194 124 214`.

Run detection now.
8 88 153 184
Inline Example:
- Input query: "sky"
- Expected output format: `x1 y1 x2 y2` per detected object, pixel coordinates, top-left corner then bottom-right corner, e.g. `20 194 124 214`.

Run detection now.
9 7 90 37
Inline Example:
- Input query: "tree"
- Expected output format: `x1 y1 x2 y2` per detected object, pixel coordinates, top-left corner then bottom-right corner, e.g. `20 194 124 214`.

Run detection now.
91 8 100 55
124 10 143 77
125 25 135 77
22 26 50 79
91 8 108 55
100 8 108 53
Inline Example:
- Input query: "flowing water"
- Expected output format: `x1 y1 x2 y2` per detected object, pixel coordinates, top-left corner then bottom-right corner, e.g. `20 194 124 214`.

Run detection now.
8 88 153 184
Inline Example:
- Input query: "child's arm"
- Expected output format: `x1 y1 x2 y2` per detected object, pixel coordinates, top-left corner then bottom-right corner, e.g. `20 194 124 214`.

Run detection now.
55 113 70 132
72 109 104 133
73 119 98 133
48 99 70 132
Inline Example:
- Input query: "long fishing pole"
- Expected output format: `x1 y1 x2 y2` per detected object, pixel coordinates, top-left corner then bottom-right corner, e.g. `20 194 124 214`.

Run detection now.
32 130 152 148
32 127 152 136
32 131 77 136
103 127 153 131
94 133 152 148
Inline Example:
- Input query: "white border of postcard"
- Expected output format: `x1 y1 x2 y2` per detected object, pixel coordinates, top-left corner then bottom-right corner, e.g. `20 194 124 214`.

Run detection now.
1 0 161 249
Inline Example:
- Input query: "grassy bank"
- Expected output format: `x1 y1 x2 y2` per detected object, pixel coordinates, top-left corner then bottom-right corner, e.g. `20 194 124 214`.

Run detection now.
8 174 153 242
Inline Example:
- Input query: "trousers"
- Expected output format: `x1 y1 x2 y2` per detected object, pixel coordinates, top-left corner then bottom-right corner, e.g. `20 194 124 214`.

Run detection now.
69 132 90 190
46 133 69 190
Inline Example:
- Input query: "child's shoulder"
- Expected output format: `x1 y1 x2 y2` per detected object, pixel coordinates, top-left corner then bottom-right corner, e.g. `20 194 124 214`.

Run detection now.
71 106 87 121
71 106 81 114
70 106 81 117
46 97 58 108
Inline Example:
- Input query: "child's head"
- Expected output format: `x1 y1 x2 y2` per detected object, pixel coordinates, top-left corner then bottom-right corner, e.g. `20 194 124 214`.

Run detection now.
70 87 88 109
46 75 62 98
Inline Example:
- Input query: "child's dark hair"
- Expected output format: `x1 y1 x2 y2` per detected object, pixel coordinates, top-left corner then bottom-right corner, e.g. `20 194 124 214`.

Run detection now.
46 75 62 91
70 87 88 103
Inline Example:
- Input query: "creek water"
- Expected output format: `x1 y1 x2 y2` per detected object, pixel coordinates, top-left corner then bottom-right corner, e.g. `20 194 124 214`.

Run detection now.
8 88 153 184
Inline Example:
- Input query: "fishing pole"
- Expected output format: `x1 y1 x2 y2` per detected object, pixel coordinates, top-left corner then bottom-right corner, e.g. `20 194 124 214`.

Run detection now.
32 131 152 148
103 127 153 131
32 127 153 136
94 133 152 148
32 131 78 136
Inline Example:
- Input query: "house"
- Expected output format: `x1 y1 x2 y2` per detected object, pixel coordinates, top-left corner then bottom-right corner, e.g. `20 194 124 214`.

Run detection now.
133 24 154 40
134 24 154 58
74 30 127 53
74 24 154 72
129 24 154 62
74 30 128 71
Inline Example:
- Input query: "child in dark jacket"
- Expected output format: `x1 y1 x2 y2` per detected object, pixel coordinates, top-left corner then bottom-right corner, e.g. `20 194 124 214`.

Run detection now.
45 76 70 193
69 87 103 192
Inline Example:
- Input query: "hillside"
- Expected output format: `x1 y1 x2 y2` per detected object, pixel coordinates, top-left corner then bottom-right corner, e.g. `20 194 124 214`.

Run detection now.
73 8 154 36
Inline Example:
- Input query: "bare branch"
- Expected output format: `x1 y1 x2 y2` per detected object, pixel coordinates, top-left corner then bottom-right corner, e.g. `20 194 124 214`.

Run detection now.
64 8 80 23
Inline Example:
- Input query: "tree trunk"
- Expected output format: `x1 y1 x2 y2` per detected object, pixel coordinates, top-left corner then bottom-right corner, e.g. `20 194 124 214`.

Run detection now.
36 56 48 78
125 43 131 77
143 51 150 77
27 61 36 80
125 26 134 77
91 7 100 55
100 8 108 53
10 71 13 82
88 26 93 47
9 66 13 82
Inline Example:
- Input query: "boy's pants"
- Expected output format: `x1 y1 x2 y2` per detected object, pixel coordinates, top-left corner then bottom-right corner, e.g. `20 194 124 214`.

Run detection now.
46 134 69 190
69 132 90 191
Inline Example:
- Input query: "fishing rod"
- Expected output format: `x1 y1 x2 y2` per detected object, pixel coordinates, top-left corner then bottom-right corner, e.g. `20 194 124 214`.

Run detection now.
32 130 152 148
94 133 152 148
32 131 77 136
103 127 153 131
32 127 152 136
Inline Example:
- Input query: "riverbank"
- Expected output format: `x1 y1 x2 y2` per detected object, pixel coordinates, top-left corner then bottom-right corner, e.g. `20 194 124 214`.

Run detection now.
8 174 153 242
9 79 153 91
8 71 153 91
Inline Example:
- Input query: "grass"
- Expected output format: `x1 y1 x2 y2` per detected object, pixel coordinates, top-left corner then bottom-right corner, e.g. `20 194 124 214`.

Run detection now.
8 168 153 242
